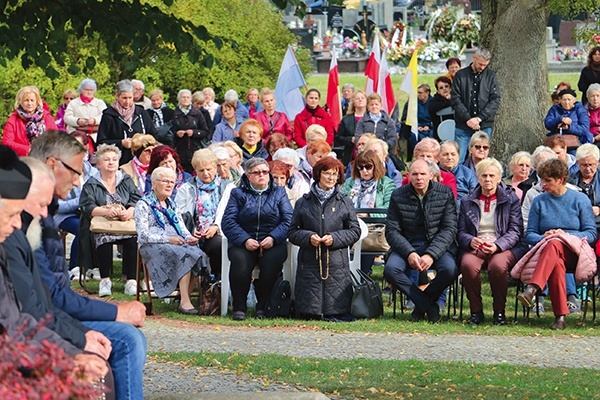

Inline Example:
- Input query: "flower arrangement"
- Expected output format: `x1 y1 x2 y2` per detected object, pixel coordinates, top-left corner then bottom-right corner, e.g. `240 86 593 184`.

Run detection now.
426 6 457 42
452 13 480 50
387 39 459 67
0 321 103 399
555 47 583 61
340 36 363 54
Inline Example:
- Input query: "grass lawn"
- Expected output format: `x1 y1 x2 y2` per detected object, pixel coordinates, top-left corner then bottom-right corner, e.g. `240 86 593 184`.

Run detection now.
304 73 580 107
79 262 600 337
153 351 600 399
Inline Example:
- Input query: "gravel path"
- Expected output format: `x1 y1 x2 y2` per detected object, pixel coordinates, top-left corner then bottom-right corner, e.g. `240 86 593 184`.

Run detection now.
142 319 600 396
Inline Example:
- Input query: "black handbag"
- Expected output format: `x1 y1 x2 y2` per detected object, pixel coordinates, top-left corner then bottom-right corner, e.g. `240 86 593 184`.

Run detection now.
351 270 383 319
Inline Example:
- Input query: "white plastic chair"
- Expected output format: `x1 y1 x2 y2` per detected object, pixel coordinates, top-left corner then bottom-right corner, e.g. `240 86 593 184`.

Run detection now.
437 119 456 142
349 218 369 280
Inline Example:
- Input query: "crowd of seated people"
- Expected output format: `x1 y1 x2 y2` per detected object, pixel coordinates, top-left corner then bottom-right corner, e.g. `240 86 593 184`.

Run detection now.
3 58 600 334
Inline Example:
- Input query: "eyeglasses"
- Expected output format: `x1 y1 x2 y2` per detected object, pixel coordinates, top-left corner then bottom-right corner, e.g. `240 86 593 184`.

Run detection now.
357 164 374 171
322 171 339 178
156 179 176 186
57 159 82 177
437 84 450 90
473 145 490 151
248 170 269 176
578 163 598 169
64 97 75 101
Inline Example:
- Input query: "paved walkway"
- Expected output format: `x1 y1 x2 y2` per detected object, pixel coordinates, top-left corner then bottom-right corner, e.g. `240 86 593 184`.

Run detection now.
142 319 600 397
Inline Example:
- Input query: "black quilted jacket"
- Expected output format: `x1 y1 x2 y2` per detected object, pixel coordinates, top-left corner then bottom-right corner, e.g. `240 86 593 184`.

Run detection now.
385 181 457 260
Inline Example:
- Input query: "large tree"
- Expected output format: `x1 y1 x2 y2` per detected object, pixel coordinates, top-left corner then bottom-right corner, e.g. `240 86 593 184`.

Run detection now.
480 0 599 162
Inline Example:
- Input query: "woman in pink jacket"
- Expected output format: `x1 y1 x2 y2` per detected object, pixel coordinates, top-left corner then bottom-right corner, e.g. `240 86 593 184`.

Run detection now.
2 86 57 156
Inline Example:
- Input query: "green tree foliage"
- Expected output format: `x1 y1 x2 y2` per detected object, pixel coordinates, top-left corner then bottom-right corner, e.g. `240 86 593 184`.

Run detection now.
0 0 312 124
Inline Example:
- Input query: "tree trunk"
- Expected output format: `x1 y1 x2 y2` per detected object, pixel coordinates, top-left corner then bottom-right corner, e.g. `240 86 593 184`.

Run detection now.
481 0 551 163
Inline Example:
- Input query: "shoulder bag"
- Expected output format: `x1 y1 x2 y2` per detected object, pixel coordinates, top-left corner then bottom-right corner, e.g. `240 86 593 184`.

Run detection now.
351 270 383 319
361 223 390 252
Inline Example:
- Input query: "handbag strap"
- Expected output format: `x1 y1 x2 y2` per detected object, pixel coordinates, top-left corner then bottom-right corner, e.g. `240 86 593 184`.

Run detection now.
357 269 375 284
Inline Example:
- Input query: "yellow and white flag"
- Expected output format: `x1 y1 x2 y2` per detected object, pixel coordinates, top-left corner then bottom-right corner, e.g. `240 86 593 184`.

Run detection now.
399 50 420 139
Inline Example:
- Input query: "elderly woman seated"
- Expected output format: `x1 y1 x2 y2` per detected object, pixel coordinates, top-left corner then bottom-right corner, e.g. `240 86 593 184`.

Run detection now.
570 143 600 227
135 167 206 315
439 140 477 202
144 145 191 198
458 158 528 325
234 119 269 163
544 88 591 148
79 144 140 297
504 151 532 202
463 131 491 173
514 158 597 330
269 160 300 207
272 147 310 197
176 149 233 280
210 146 241 186
120 133 157 195
221 158 293 320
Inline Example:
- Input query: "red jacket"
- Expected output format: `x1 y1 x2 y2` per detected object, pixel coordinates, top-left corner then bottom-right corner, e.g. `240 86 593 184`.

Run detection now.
254 110 293 144
402 169 458 199
2 110 58 156
293 106 335 147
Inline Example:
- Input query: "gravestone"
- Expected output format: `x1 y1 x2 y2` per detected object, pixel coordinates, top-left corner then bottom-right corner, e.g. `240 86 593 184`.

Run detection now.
546 27 559 63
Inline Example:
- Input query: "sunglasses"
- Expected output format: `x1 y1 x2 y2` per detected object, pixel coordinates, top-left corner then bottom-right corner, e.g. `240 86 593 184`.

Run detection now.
248 170 269 176
357 164 374 171
473 145 490 150
437 84 450 90
64 97 76 101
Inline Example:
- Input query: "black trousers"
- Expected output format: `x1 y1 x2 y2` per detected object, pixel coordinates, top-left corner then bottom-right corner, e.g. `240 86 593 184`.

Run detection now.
228 243 287 313
97 237 137 280
201 234 222 280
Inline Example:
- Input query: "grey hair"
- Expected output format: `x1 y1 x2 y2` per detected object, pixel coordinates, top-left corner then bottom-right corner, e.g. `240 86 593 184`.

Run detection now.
177 89 192 101
440 140 460 153
115 79 134 95
30 130 86 162
428 160 441 180
212 147 231 161
342 83 355 91
151 166 176 182
96 143 122 161
273 147 300 167
475 48 492 60
224 89 238 102
131 79 145 90
469 131 490 147
587 83 600 98
78 78 97 94
531 146 556 169
203 87 215 98
575 143 600 161
21 157 56 193
244 157 269 174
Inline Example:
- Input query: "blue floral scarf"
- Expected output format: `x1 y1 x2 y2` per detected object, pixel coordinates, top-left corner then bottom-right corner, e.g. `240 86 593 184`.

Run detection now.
194 176 221 232
143 192 184 237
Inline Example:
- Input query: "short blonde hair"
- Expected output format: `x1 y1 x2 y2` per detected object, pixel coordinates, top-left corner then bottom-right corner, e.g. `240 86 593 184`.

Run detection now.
414 137 441 159
365 138 389 157
305 124 328 142
14 86 43 110
469 131 490 147
148 89 163 100
475 157 503 178
222 140 243 160
96 144 122 161
191 148 217 170
192 91 205 106
509 151 531 167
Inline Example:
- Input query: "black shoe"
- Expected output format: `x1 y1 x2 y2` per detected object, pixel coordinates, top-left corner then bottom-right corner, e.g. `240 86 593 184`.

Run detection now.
467 310 484 325
177 305 199 315
255 310 266 320
232 311 246 321
427 303 441 324
493 311 506 326
411 308 425 322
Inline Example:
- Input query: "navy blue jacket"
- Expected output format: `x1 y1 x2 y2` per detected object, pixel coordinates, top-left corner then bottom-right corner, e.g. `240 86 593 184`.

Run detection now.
35 200 118 322
544 102 592 143
221 174 293 248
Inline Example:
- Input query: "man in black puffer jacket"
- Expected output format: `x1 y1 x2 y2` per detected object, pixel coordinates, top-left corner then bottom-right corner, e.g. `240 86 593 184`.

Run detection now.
384 159 458 323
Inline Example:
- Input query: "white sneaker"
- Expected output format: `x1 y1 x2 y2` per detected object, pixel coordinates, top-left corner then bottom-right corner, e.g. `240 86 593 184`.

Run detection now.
140 280 154 292
86 268 101 281
124 279 137 296
99 278 112 297
69 267 80 281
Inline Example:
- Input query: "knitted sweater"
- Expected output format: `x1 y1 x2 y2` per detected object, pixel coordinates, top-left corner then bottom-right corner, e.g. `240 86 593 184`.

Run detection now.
525 188 597 246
